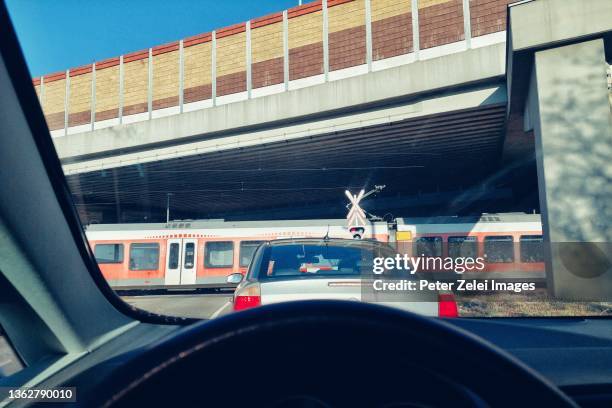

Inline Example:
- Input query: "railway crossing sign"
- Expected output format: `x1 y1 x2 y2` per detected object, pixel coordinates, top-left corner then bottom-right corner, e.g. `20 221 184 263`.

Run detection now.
345 186 386 239
345 189 367 230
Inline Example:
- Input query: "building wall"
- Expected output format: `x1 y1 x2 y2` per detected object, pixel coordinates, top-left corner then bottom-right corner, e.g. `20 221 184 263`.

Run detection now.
152 44 180 110
288 2 324 81
418 0 464 50
122 50 149 116
328 0 366 71
216 24 247 96
183 34 213 103
470 0 513 38
68 67 92 127
251 13 284 89
95 58 120 121
42 73 66 131
371 0 412 60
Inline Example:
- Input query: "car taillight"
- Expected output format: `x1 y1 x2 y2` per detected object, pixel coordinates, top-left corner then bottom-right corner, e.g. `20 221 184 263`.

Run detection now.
438 293 458 318
233 284 261 311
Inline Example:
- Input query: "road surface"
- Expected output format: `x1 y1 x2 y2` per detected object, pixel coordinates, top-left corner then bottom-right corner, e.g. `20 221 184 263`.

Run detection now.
122 293 231 319
121 290 612 319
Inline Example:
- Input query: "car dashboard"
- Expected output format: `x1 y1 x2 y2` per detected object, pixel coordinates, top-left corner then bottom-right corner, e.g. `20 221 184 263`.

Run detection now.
448 317 612 407
9 312 610 408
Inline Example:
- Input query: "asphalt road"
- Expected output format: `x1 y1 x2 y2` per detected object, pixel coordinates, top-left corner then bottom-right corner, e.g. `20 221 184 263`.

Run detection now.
121 291 612 319
122 293 232 319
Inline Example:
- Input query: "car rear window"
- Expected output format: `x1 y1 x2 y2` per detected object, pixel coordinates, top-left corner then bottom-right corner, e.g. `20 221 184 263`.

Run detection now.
260 243 394 279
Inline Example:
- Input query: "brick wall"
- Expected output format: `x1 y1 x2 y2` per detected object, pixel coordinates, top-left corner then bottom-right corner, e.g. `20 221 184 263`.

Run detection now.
36 0 512 132
288 2 323 81
42 72 66 131
183 34 213 103
216 24 247 96
152 43 180 110
122 50 149 116
251 13 284 89
328 0 366 71
371 0 412 60
418 0 464 50
95 58 120 121
470 0 512 38
68 66 92 127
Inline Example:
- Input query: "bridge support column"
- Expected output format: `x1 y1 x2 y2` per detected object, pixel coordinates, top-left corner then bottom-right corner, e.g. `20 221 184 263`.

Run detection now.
527 38 612 300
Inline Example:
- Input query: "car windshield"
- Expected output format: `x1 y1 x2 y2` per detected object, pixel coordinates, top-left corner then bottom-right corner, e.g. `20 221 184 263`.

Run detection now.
6 0 612 320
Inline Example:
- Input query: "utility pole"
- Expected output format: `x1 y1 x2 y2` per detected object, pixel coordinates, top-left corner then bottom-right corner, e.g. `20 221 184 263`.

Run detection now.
166 193 173 223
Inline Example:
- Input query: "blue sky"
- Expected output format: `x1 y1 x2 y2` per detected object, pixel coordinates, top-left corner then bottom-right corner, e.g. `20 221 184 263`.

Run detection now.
6 0 299 77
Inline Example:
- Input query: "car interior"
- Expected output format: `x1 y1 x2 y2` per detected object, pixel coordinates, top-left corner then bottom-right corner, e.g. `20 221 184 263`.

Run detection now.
0 1 612 407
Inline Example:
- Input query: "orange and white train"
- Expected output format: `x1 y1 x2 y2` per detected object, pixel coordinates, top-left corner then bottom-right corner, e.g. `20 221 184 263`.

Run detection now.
85 213 545 290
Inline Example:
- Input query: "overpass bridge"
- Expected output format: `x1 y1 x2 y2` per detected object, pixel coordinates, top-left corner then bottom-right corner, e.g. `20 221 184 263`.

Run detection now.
34 0 611 238
36 0 519 222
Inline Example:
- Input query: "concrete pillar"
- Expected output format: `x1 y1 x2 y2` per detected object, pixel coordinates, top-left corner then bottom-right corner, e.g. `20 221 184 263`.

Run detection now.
528 38 612 300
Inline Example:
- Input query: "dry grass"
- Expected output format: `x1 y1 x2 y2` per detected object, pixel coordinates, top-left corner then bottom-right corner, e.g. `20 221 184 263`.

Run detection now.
457 289 612 317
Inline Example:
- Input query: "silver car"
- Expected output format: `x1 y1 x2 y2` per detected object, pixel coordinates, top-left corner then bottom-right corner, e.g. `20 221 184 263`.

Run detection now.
216 238 457 318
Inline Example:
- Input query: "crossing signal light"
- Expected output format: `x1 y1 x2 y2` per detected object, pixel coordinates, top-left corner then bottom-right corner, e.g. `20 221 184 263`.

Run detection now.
350 227 365 240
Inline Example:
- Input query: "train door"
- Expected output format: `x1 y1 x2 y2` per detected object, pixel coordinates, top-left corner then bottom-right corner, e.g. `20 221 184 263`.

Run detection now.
164 239 197 285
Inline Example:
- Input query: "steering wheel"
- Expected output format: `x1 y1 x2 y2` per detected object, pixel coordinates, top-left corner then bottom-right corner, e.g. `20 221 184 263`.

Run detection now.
80 301 577 407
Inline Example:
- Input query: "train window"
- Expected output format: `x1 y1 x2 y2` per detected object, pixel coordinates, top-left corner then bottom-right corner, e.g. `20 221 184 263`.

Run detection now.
520 235 544 263
205 241 234 268
414 237 442 257
484 236 514 263
94 244 124 264
448 236 477 258
239 241 264 267
129 243 160 270
168 243 179 269
184 242 195 268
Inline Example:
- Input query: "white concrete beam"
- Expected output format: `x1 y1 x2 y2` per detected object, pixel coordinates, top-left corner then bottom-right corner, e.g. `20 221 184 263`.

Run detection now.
62 84 506 175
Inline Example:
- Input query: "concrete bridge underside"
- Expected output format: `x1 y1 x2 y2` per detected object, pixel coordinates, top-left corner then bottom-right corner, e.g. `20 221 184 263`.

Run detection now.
66 99 531 223
58 43 535 223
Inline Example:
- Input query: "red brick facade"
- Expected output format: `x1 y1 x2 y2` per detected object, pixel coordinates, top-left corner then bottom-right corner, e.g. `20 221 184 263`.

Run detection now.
289 42 324 81
68 111 90 127
153 96 179 110
45 112 65 131
418 0 464 50
184 84 212 104
470 0 512 38
329 25 366 71
372 12 413 60
252 57 284 89
217 71 247 97
95 108 119 122
123 102 148 116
